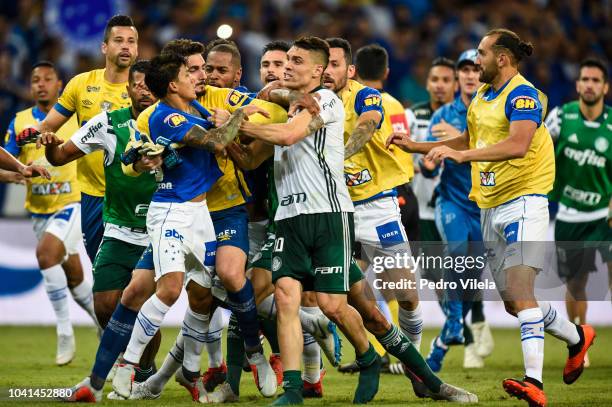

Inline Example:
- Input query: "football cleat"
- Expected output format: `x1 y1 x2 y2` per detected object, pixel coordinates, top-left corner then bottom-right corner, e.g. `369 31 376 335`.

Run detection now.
503 378 546 407
129 381 161 400
247 350 277 397
563 324 596 384
61 377 102 403
56 334 75 366
269 354 284 385
111 363 135 399
175 369 209 403
202 363 228 392
207 382 239 403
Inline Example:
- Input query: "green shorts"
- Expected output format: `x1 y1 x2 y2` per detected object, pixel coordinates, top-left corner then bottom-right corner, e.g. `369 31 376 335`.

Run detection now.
92 237 147 292
555 218 612 280
272 212 360 293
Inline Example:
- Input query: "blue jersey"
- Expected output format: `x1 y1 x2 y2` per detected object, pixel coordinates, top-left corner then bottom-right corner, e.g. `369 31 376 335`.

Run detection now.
143 101 222 203
425 96 479 216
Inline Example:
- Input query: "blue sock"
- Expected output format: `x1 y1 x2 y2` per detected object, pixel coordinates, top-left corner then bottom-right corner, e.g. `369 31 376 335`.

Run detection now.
226 279 260 350
91 303 138 389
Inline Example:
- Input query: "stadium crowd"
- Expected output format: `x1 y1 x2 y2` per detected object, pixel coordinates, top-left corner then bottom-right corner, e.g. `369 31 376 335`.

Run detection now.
0 0 610 141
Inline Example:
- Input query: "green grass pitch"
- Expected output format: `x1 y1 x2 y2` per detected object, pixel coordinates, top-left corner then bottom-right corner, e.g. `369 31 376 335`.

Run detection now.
0 326 610 406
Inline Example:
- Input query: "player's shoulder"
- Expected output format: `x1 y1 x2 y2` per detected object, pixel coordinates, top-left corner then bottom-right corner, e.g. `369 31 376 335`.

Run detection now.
137 102 160 130
316 87 341 104
66 68 104 86
15 106 34 119
410 100 433 117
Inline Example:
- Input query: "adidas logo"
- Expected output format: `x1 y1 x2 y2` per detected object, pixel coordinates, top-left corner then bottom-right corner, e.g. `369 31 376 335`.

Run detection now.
568 133 579 143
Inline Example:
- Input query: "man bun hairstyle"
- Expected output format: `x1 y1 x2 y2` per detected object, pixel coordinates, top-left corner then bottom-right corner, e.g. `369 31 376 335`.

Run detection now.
293 36 330 69
487 28 533 64
145 53 185 99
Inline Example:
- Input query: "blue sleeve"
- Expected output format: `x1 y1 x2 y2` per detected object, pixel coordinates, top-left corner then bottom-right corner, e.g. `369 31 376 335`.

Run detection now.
354 87 384 128
4 119 20 156
149 111 196 143
505 84 542 126
426 108 444 142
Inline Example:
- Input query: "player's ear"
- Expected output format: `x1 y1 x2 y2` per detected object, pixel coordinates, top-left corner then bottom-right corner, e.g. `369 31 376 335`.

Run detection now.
347 64 355 79
101 41 108 56
384 68 389 81
604 81 609 96
313 64 323 78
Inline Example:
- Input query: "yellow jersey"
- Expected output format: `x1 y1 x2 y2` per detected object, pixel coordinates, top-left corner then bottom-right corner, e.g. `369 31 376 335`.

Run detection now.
467 73 555 208
55 68 131 197
198 86 287 212
4 106 80 214
342 80 412 202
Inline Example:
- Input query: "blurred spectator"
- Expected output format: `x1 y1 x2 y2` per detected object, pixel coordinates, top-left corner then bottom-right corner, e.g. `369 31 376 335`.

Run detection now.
0 0 609 139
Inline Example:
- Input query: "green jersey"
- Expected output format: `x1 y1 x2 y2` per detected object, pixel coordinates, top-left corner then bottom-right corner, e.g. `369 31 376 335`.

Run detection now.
71 107 157 245
546 101 612 222
266 158 278 234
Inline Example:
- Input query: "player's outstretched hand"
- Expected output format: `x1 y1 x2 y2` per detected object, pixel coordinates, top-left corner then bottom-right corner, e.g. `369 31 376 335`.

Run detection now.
36 132 64 149
257 80 283 101
20 163 50 179
431 120 461 140
426 145 465 164
211 108 231 127
0 170 26 184
386 132 414 151
242 105 271 120
288 92 320 117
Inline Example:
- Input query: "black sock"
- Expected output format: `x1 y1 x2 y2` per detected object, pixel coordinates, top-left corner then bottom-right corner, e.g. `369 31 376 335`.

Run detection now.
471 301 485 323
523 376 543 390
567 324 584 357
182 366 200 382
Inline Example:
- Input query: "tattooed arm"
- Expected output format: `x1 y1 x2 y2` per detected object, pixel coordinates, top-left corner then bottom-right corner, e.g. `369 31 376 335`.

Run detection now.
344 110 382 159
182 107 246 152
227 140 274 170
240 109 324 146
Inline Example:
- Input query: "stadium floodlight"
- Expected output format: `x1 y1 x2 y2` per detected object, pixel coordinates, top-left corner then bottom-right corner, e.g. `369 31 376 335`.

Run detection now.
217 24 233 39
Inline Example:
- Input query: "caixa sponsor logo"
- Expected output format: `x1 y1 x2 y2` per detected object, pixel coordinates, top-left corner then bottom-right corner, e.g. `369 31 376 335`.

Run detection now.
480 171 495 186
164 229 184 242
157 182 173 190
315 266 343 274
31 182 72 195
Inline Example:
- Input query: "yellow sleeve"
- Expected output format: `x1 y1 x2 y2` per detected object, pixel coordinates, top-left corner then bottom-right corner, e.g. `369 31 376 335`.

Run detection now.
56 74 81 116
248 98 288 124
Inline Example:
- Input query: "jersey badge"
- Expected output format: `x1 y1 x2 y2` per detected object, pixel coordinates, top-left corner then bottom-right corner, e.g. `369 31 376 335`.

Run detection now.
226 89 248 107
100 101 113 111
345 169 372 187
595 136 609 153
568 133 579 144
511 95 537 110
363 94 382 107
164 113 187 128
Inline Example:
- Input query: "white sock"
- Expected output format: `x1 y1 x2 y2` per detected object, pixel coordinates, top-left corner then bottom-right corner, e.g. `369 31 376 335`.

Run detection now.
148 331 183 394
69 280 99 327
205 308 226 368
302 332 321 383
299 306 325 336
182 307 210 373
539 301 580 346
123 294 169 364
517 307 545 383
398 304 423 351
257 294 276 320
41 265 73 337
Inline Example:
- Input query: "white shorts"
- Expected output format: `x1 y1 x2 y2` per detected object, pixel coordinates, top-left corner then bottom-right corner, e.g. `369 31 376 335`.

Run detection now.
248 219 268 263
31 202 81 255
147 200 217 284
354 195 410 253
481 194 549 278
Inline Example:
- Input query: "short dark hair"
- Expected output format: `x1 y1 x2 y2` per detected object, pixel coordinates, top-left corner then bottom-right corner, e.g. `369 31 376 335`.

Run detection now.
205 39 241 67
431 57 456 71
262 40 290 55
293 36 330 68
579 58 609 82
161 39 205 58
31 60 59 76
326 37 352 65
103 15 136 43
486 28 533 64
145 53 185 99
129 60 150 83
355 44 388 81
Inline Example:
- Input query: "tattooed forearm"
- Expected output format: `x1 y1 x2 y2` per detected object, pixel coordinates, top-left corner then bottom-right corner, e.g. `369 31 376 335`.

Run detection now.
306 115 325 135
269 89 303 107
344 119 377 159
183 108 246 152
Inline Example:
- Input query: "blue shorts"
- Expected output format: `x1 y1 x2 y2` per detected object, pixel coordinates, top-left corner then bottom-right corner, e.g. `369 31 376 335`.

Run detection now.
211 205 249 255
81 193 104 262
135 243 154 270
435 197 483 257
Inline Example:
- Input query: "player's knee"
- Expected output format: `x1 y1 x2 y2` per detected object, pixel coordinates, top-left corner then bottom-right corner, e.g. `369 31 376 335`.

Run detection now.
503 301 518 317
156 278 182 305
274 282 297 314
121 281 152 310
94 294 118 328
35 245 63 269
317 296 346 322
186 282 213 314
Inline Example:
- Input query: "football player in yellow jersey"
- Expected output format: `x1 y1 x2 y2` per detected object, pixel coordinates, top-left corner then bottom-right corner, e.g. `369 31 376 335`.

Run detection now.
35 15 138 262
389 29 595 407
321 39 475 403
4 62 99 366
